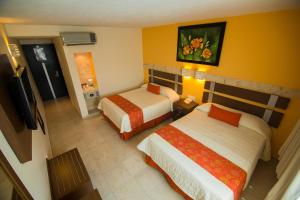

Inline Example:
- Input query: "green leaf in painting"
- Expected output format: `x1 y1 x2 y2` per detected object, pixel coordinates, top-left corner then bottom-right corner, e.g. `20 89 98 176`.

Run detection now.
209 40 219 62
180 32 188 47
178 54 185 59
203 32 208 46
193 48 202 61
178 52 184 59
185 54 193 60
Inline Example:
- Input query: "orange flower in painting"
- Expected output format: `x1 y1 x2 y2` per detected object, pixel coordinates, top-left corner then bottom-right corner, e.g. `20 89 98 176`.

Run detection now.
191 37 203 49
183 45 191 55
202 48 212 59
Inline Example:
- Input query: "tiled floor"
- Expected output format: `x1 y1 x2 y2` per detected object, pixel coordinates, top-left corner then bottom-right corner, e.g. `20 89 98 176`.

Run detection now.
45 98 277 200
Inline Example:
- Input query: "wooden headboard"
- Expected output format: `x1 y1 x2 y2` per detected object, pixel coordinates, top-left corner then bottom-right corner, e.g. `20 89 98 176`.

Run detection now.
148 69 183 95
202 81 290 128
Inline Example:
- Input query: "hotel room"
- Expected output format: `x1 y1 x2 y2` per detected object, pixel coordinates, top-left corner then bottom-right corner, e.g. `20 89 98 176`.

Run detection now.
0 0 299 200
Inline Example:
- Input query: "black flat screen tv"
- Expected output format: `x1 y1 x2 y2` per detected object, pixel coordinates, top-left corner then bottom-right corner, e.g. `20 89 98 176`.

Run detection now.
10 67 37 130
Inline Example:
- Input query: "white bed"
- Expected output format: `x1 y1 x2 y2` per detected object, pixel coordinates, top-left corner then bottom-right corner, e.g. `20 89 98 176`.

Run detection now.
98 85 179 133
138 103 272 200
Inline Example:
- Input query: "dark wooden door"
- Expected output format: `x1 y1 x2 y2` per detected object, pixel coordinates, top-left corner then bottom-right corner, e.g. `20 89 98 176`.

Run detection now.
22 44 68 101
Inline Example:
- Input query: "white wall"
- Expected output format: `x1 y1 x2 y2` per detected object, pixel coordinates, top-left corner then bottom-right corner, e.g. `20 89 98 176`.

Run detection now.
53 37 81 114
0 128 52 200
5 24 144 117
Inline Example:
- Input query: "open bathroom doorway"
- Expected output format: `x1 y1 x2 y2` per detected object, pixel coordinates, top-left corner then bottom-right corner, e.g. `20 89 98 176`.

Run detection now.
74 52 100 115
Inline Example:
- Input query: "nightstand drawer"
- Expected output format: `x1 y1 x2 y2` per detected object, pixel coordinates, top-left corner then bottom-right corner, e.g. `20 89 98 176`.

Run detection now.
172 111 183 121
173 104 185 112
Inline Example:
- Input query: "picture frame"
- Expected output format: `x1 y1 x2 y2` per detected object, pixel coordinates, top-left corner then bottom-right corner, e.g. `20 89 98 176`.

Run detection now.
176 22 226 66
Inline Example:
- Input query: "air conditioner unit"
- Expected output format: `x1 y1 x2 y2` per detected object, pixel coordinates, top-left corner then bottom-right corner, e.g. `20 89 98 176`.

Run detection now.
60 32 96 46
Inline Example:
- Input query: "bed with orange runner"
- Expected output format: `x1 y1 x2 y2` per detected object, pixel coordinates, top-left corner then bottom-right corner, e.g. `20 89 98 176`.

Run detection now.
138 103 272 200
98 85 179 140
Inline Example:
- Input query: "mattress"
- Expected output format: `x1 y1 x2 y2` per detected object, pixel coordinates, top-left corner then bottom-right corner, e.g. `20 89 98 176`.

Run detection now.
98 87 173 133
138 109 270 200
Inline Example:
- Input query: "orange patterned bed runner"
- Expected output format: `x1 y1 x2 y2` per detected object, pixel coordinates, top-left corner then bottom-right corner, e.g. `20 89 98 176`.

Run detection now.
156 125 247 200
107 95 144 130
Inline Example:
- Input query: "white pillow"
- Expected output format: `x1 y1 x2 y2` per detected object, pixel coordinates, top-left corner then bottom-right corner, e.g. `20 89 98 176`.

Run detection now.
141 83 179 103
195 102 211 113
160 86 180 103
195 103 271 136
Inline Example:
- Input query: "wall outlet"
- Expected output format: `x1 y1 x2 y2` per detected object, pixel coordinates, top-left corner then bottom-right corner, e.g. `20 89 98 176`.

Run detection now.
187 95 196 101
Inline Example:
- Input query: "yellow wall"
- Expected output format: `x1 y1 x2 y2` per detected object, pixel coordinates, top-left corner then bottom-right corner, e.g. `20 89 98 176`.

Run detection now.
142 9 300 156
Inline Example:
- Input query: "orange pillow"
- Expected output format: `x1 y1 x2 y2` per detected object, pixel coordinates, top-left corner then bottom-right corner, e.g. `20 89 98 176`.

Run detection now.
208 105 242 127
147 83 160 95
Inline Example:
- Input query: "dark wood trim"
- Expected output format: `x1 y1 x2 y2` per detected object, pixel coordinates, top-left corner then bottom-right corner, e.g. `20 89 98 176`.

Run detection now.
153 70 176 81
0 54 32 163
202 92 285 128
204 81 270 104
203 92 265 116
37 109 45 135
269 112 284 128
0 151 33 200
275 97 290 110
204 81 290 109
148 69 183 94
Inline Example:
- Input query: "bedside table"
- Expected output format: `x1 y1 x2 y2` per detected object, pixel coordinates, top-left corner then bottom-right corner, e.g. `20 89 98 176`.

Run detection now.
173 99 199 121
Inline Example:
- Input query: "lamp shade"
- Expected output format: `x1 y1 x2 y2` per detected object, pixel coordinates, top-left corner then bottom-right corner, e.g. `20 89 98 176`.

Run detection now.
195 71 206 80
181 68 195 77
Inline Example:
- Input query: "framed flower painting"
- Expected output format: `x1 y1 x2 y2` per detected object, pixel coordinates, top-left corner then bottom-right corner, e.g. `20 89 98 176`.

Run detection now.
176 22 226 66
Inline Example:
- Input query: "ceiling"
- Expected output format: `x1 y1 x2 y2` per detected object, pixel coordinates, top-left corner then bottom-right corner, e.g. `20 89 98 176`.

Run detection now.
0 0 299 27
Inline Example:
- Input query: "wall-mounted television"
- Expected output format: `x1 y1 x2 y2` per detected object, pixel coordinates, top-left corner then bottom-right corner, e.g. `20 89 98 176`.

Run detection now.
10 67 37 130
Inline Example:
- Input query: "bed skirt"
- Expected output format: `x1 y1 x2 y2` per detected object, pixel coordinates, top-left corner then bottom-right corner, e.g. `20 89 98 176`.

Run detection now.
145 155 192 200
102 112 172 140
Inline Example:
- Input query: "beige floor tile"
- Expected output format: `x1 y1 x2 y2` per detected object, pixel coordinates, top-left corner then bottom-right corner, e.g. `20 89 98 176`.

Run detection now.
113 178 151 200
135 166 168 192
122 152 148 176
144 181 184 200
102 193 117 200
91 172 113 198
103 164 133 191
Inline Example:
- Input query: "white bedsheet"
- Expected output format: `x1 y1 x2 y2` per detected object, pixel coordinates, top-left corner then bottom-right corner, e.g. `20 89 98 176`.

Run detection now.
98 87 173 133
138 109 269 200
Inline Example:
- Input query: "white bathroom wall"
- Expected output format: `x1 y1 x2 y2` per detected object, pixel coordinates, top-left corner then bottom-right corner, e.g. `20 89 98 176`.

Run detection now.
53 37 81 114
